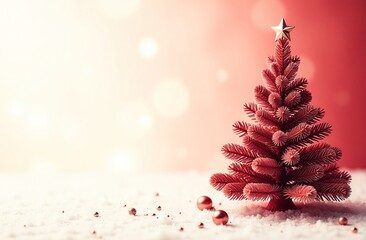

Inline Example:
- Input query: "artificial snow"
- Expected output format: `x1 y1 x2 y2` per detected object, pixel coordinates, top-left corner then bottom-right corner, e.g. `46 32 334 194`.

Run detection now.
1 171 365 239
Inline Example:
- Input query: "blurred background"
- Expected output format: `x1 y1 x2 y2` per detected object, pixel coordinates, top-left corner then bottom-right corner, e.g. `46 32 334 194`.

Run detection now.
0 0 365 175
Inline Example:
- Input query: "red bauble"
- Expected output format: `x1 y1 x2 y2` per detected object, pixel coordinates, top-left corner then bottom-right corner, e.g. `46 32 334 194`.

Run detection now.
212 210 229 225
197 196 213 211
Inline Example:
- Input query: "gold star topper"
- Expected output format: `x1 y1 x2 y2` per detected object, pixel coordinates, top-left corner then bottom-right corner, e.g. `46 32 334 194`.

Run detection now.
271 18 295 41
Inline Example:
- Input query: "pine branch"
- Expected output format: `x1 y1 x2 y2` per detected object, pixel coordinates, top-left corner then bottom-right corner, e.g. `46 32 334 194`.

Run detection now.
251 158 282 177
261 69 277 92
299 146 342 166
287 123 311 142
323 163 339 174
276 106 291 122
307 108 325 125
243 135 277 158
247 125 273 146
232 121 251 137
244 103 259 121
266 56 275 67
311 182 351 201
270 62 281 77
243 183 282 201
275 75 289 94
223 182 247 200
287 165 324 183
291 55 300 64
210 173 246 191
282 148 300 165
285 78 308 93
284 185 317 202
274 38 291 73
284 90 301 107
319 170 351 184
272 130 288 146
228 163 275 183
268 92 282 109
286 105 319 129
256 109 278 127
298 142 330 155
255 85 272 110
221 143 258 164
290 123 333 147
293 90 312 110
284 61 299 81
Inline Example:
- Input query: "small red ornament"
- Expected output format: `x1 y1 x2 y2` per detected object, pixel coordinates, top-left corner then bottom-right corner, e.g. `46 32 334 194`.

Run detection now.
212 210 229 225
197 196 213 211
179 227 184 232
338 217 348 225
157 206 162 211
128 208 137 216
92 230 97 235
352 227 358 233
198 222 204 229
155 192 160 197
94 212 99 217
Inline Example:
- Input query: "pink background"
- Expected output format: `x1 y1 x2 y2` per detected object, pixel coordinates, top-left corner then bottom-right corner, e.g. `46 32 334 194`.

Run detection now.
0 0 365 173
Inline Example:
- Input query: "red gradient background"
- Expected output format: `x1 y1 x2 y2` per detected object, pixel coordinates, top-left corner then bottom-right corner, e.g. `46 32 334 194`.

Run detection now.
0 0 365 173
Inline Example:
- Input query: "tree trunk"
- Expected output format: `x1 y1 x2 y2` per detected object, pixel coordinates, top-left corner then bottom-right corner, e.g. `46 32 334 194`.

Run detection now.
266 197 297 211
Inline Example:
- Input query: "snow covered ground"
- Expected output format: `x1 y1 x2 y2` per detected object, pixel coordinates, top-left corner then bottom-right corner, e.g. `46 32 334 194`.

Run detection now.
1 171 365 240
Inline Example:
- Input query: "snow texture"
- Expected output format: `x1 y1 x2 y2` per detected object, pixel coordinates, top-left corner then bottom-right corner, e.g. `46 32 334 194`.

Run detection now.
1 171 365 240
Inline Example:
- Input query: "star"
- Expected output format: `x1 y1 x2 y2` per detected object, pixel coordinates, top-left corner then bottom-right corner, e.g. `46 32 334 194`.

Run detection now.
271 19 295 41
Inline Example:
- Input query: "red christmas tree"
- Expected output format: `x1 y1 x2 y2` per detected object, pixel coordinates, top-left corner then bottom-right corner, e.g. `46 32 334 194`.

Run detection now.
210 19 351 211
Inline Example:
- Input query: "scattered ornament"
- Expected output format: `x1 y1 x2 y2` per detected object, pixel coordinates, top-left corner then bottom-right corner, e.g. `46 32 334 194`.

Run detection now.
23 225 26 227
152 213 156 216
179 212 182 214
212 210 229 225
179 227 184 232
157 206 162 211
128 208 137 216
155 192 160 197
123 204 127 207
92 230 97 235
352 227 358 234
62 211 64 213
144 214 148 216
197 196 213 211
198 222 204 229
167 215 170 218
94 212 99 218
338 217 348 225
218 202 222 206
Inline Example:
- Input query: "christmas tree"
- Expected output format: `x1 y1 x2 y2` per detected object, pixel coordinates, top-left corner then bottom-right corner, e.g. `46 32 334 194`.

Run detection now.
210 19 351 211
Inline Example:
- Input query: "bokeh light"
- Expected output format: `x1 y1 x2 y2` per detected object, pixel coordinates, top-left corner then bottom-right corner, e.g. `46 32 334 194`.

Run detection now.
153 80 190 118
216 69 229 83
139 37 158 59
